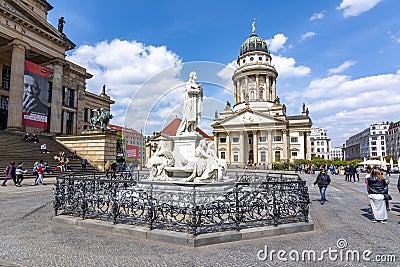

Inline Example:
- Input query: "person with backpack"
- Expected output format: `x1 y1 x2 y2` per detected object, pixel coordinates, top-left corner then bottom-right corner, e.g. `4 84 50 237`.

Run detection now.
15 162 27 187
313 169 331 205
2 161 16 186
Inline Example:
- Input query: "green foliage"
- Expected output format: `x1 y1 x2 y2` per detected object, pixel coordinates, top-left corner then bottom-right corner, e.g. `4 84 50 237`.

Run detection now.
276 158 364 170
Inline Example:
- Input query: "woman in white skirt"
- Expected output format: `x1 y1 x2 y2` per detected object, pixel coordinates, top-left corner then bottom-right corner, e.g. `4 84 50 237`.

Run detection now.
366 169 388 223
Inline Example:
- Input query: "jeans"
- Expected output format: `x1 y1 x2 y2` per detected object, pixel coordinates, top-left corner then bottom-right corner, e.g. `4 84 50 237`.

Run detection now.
35 174 44 185
319 186 327 201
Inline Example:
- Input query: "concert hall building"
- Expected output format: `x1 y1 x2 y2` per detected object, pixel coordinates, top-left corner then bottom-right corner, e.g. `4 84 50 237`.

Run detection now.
0 0 113 135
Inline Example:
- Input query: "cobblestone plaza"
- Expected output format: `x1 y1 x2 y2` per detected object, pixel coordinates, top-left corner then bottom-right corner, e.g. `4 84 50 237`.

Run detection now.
1 173 399 266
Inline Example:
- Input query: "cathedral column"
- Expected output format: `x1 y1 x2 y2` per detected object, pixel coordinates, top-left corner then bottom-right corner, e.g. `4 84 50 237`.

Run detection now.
50 59 64 134
306 131 312 160
272 79 276 100
267 130 273 169
7 40 29 131
213 132 219 157
282 129 289 160
240 132 245 164
226 133 231 164
235 80 240 104
253 130 258 164
255 74 259 100
244 76 249 100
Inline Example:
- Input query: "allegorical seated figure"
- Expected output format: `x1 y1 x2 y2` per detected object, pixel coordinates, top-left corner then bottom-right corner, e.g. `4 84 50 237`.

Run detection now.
185 140 226 182
146 140 174 180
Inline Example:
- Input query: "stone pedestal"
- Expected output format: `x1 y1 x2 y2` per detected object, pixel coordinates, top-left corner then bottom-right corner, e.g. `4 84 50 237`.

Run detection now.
171 134 203 168
156 134 203 178
56 130 118 171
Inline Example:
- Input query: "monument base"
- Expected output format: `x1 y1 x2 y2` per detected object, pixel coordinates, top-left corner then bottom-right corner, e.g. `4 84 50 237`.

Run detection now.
56 130 118 171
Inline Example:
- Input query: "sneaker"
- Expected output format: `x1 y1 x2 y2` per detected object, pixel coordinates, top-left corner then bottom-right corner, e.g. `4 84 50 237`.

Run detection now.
381 220 387 224
372 219 377 223
1 184 6 186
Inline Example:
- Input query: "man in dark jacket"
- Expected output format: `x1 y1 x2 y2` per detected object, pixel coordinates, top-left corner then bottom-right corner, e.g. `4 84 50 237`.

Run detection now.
349 165 356 183
314 169 331 205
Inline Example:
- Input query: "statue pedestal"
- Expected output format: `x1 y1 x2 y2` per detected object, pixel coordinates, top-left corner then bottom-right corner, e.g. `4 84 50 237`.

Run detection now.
163 134 203 178
56 130 118 171
171 134 203 168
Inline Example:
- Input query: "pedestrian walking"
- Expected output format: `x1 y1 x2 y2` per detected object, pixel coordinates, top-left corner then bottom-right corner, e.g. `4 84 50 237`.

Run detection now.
349 164 356 183
313 169 331 205
2 161 16 186
15 162 27 187
366 169 389 223
81 158 88 172
34 161 45 185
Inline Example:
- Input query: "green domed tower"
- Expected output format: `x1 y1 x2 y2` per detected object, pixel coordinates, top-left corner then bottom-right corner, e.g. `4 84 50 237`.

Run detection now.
232 22 278 112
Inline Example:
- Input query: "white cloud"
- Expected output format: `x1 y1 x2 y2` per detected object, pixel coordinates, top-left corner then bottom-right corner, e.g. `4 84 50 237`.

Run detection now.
67 39 183 134
217 60 236 95
328 60 357 74
337 0 381 17
272 55 311 78
267 34 288 52
300 32 316 42
310 11 326 21
284 69 400 146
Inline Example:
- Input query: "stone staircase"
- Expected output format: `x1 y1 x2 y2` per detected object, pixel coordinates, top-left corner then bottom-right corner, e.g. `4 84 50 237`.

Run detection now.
0 130 98 184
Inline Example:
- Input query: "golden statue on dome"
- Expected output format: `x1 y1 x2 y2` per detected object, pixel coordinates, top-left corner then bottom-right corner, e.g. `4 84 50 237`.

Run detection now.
251 18 256 33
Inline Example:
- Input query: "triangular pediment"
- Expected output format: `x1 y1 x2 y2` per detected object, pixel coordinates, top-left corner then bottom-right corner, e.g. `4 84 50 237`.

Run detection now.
212 108 286 128
0 0 74 49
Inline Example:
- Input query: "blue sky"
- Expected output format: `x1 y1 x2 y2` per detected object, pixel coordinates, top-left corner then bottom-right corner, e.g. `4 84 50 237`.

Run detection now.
47 0 400 147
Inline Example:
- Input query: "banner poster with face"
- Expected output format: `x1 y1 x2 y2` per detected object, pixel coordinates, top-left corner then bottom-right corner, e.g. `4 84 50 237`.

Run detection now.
22 60 48 129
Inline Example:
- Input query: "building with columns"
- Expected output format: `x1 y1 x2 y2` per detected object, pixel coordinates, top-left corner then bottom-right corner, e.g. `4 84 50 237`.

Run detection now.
212 28 313 167
0 0 112 135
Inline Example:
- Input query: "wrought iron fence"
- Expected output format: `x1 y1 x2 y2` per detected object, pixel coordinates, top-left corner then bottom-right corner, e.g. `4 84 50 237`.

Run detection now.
53 171 310 236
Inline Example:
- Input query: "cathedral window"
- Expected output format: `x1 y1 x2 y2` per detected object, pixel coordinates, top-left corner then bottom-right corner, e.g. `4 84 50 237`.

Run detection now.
260 151 266 162
273 136 282 142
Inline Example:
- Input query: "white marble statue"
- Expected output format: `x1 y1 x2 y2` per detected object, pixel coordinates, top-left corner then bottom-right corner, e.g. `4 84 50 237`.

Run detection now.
185 140 227 182
146 140 174 180
177 71 203 135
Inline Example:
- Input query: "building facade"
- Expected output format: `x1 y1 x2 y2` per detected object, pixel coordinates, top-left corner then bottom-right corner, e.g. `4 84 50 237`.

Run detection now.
212 28 313 167
109 124 145 164
344 122 390 160
0 0 112 135
310 126 331 159
387 121 400 159
330 146 344 160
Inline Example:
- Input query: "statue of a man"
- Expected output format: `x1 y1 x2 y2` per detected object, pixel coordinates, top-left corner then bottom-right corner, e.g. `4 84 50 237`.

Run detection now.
58 17 65 33
177 71 203 135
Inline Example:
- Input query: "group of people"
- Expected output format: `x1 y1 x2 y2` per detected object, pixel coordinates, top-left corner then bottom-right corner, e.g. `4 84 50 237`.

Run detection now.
2 161 27 187
313 166 400 223
22 133 39 143
343 164 362 182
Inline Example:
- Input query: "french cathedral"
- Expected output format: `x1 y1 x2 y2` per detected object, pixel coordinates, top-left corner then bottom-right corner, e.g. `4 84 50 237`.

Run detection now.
212 26 312 167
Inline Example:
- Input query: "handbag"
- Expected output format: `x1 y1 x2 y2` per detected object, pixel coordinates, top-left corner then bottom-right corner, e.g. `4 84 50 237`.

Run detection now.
383 193 392 201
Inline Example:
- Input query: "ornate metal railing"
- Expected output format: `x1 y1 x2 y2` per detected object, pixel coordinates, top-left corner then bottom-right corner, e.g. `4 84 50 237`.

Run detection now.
53 172 310 236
